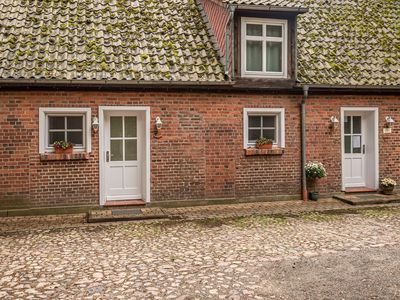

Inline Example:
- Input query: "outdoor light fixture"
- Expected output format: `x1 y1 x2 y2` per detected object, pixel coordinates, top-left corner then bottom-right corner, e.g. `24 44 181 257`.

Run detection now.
154 116 163 138
385 116 395 128
330 116 339 129
92 117 99 133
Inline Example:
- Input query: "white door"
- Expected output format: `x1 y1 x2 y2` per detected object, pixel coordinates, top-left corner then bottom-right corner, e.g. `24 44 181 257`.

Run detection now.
105 112 142 201
343 113 366 188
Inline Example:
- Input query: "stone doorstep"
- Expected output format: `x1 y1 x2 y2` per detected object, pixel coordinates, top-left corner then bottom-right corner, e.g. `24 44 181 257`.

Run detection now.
333 193 400 206
86 207 167 223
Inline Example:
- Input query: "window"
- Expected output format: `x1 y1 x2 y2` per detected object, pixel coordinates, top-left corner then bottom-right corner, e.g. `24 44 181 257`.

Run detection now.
241 18 287 78
39 108 91 153
244 108 285 148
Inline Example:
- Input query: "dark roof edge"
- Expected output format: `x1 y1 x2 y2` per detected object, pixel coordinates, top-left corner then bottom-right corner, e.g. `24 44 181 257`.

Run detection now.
236 5 308 13
301 84 400 93
0 79 233 89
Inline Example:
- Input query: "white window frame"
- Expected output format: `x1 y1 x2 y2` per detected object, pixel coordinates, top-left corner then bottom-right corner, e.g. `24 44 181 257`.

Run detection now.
39 108 92 154
243 108 285 148
241 17 288 78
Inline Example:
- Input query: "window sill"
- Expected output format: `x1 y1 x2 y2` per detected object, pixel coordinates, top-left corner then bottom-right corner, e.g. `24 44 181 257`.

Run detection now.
40 152 90 161
244 148 284 156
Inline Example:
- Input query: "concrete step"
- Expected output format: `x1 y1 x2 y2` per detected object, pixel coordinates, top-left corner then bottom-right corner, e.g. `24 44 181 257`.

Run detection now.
87 207 168 223
334 193 400 206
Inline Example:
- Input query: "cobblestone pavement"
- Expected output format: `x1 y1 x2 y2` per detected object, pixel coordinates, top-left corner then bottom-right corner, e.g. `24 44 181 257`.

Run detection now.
1 208 400 299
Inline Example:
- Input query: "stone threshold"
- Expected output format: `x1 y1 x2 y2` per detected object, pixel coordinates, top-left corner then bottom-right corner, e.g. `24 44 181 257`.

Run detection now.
334 193 400 205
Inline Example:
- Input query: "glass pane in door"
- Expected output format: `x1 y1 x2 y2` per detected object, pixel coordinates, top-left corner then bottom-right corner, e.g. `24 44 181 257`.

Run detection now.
110 117 123 138
125 140 137 161
111 140 123 161
125 117 137 137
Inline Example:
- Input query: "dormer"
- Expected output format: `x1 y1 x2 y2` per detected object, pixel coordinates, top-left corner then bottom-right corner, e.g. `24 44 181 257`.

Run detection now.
198 0 307 86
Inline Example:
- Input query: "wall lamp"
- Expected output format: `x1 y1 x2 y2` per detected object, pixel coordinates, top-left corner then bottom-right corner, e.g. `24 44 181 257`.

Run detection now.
329 116 339 130
385 116 395 128
154 116 163 138
92 117 99 133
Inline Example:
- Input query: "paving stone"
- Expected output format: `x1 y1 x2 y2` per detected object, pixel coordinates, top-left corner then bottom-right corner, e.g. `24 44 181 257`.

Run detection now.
1 206 400 298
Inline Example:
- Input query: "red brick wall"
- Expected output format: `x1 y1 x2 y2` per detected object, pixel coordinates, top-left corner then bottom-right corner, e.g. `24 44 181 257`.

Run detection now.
0 91 399 208
305 94 400 194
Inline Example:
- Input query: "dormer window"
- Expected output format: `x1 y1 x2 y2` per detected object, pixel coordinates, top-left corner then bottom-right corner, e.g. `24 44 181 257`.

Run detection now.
241 18 287 78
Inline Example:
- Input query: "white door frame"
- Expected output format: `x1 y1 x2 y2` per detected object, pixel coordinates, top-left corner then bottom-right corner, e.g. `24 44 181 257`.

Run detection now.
99 106 151 205
340 107 379 191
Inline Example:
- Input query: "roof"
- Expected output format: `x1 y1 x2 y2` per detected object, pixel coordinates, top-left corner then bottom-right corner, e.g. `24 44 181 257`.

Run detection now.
296 0 400 86
0 0 225 82
0 0 399 87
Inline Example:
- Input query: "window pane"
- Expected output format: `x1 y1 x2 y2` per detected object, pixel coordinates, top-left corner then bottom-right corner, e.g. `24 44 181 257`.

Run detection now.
67 116 83 129
49 116 65 129
344 136 351 153
49 131 65 145
125 140 137 161
266 25 282 37
111 140 123 161
125 116 137 138
246 24 262 36
246 41 262 71
266 42 282 72
248 116 261 127
344 116 351 134
263 116 275 128
248 129 262 141
262 129 275 141
353 116 361 134
353 135 361 153
67 131 83 145
110 116 123 138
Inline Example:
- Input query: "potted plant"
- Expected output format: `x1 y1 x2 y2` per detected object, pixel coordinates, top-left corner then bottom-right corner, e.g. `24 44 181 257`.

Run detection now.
255 137 273 150
380 177 396 195
305 161 327 201
53 141 74 154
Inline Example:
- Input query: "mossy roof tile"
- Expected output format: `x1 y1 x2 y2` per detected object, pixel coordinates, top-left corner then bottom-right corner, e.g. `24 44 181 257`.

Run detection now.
0 0 225 82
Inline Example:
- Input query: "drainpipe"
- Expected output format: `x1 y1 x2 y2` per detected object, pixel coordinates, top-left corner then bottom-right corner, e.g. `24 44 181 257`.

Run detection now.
301 85 309 201
225 5 236 80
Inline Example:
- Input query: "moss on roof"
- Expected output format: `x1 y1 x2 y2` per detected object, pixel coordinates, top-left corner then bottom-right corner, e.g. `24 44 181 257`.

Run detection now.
0 0 225 81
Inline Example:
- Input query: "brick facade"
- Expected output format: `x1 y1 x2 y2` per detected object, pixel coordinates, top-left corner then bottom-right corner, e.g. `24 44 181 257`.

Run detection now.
0 90 399 209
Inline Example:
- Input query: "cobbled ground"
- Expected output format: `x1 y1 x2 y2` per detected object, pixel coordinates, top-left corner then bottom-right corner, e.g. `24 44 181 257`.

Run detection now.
1 208 400 299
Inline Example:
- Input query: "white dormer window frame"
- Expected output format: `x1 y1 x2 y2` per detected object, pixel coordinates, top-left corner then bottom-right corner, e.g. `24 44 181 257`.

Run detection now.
241 17 288 78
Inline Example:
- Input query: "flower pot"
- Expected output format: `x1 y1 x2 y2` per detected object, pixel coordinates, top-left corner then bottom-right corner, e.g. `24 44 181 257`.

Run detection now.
256 143 273 150
54 147 73 154
308 192 319 201
381 186 394 195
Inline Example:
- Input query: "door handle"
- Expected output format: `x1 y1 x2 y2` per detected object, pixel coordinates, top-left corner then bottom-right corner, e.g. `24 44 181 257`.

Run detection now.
362 145 365 154
106 151 110 162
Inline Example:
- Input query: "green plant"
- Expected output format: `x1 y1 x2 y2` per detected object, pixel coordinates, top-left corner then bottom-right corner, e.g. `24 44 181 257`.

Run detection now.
380 177 397 188
305 161 327 180
255 137 273 146
53 141 73 150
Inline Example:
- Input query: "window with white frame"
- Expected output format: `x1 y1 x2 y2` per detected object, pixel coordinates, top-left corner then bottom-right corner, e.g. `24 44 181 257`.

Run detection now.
241 18 287 78
39 108 92 153
243 108 285 148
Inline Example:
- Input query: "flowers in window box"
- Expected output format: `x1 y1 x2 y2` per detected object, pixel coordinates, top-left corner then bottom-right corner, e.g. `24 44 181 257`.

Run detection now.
255 137 273 149
53 141 74 154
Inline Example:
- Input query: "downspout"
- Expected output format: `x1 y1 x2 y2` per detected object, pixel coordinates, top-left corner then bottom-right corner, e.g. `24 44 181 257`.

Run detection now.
301 85 309 201
225 5 236 80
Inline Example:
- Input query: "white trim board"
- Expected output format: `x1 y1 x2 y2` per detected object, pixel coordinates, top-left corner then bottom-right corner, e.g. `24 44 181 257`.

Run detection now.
99 106 151 205
38 107 91 154
243 108 285 148
340 107 379 190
